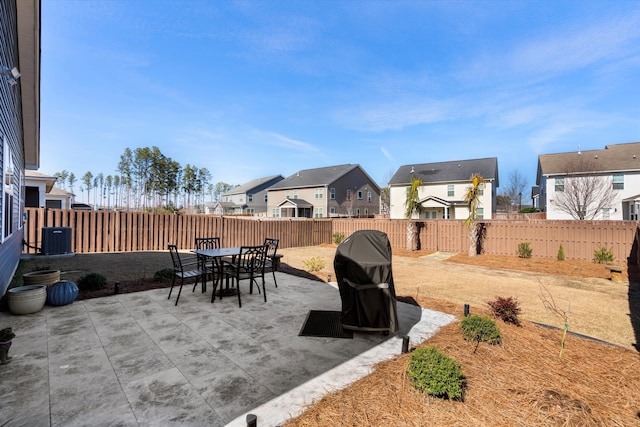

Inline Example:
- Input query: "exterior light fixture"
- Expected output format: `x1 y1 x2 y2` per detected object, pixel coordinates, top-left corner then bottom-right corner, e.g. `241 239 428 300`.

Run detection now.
1 65 21 86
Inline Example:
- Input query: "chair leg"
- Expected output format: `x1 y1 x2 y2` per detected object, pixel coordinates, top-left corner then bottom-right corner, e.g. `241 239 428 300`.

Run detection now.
271 268 277 288
175 277 184 306
236 276 242 308
168 275 177 300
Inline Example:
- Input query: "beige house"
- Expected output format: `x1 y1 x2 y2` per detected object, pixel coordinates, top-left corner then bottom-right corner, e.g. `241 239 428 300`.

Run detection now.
537 141 640 220
389 158 499 220
267 164 381 218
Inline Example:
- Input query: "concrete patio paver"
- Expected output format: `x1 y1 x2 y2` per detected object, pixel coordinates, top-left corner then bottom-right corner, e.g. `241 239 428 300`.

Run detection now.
0 273 455 426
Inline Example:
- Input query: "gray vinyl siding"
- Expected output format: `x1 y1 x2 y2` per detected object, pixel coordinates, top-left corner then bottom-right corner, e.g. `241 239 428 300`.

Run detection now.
0 0 25 296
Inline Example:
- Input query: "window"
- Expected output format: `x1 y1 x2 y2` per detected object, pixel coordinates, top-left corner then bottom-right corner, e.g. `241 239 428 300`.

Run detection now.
286 191 290 198
476 207 484 220
264 194 268 203
248 194 253 202
3 138 15 240
613 174 624 190
246 208 254 214
631 204 638 221
447 184 454 197
555 178 565 192
478 183 484 196
329 207 336 214
272 208 280 218
602 208 610 220
357 191 363 200
367 191 372 202
315 188 323 199
330 188 335 199
314 207 323 218
364 208 369 216
356 208 361 216
346 189 351 200
293 190 298 198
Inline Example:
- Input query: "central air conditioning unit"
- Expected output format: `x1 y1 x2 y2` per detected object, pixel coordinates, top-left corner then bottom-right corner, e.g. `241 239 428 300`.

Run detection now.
41 227 73 255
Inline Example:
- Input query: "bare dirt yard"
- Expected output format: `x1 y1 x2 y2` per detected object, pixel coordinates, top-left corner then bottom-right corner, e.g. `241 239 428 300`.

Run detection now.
11 246 640 426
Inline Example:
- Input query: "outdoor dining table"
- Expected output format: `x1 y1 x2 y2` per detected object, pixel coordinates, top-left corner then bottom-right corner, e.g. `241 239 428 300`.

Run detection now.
191 247 241 298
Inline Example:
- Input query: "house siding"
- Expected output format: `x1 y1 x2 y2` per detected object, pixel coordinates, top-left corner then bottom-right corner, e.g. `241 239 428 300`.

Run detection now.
328 168 380 217
0 0 25 296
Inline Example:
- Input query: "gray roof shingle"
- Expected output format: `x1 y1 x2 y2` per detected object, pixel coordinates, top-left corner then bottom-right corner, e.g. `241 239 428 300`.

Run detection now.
223 175 284 196
389 157 499 187
537 142 640 180
268 164 362 190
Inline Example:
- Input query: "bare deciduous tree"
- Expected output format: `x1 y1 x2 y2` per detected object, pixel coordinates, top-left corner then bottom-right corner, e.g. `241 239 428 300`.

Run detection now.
553 159 618 220
502 169 527 212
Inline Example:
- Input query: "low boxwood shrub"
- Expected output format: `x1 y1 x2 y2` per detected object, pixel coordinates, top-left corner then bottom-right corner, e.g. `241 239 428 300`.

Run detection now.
487 296 522 326
303 256 325 272
153 268 174 282
77 272 108 291
593 246 615 264
517 242 532 258
407 346 465 400
557 244 565 261
460 314 502 352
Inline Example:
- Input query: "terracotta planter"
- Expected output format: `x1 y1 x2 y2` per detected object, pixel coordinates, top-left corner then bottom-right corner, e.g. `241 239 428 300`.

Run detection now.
22 270 60 287
7 285 47 315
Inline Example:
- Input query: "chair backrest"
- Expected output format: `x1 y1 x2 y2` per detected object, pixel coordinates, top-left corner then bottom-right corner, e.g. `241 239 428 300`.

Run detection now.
195 237 220 250
264 238 279 258
168 244 182 271
237 244 267 272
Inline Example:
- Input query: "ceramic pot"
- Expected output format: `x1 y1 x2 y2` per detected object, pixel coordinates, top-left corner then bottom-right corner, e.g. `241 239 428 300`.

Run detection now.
22 270 60 287
47 281 79 306
7 285 47 315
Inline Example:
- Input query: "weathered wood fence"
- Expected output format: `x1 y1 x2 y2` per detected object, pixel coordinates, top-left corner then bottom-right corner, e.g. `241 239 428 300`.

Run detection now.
23 208 639 262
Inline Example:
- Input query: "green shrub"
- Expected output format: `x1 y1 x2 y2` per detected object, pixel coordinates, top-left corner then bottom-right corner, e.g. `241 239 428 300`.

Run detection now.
593 246 615 264
516 242 532 258
460 315 502 352
519 207 539 213
487 296 522 326
153 268 174 282
303 256 325 272
77 272 108 291
332 232 345 245
406 346 465 400
557 244 565 261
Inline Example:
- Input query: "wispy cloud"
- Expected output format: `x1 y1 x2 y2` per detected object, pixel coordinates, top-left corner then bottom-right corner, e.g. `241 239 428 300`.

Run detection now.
380 146 393 162
267 132 320 152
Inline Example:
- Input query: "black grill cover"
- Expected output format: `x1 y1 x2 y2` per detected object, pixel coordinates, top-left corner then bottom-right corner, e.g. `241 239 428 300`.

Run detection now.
334 230 398 333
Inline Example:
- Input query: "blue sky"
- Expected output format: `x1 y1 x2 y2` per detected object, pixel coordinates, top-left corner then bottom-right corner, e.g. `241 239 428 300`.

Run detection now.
40 0 640 198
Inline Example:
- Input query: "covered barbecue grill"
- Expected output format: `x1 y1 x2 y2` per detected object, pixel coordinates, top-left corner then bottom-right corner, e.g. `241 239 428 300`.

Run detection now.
333 230 399 333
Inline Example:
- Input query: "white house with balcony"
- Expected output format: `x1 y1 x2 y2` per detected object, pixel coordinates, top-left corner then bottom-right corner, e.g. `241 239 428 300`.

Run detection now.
537 142 640 220
388 158 499 220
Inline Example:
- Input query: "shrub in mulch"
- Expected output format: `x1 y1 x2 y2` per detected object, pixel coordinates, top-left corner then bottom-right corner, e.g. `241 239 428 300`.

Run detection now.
284 301 640 427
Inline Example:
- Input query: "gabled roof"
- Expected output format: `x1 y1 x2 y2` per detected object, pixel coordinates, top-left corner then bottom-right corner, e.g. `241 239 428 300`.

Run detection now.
537 142 640 183
390 157 499 187
223 175 284 196
417 195 466 207
268 164 380 191
25 170 56 192
277 198 313 208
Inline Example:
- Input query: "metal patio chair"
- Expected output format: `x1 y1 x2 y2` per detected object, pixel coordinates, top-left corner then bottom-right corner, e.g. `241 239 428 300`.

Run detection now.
167 244 205 306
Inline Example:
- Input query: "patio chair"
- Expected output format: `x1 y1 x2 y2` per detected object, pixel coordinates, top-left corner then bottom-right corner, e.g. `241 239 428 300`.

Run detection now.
195 237 221 292
263 238 281 287
221 244 267 308
167 244 205 306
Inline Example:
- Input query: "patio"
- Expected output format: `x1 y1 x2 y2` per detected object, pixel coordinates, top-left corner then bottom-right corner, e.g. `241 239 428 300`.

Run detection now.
0 273 455 426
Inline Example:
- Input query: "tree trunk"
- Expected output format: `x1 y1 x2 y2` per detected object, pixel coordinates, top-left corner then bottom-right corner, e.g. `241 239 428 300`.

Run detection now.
468 223 478 257
406 221 417 252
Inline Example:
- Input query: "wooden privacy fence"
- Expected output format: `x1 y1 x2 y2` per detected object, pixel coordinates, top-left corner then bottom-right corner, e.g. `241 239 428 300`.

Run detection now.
23 208 639 263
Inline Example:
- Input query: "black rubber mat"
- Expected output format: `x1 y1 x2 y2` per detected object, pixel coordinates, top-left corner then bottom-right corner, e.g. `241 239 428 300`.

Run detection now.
299 310 353 339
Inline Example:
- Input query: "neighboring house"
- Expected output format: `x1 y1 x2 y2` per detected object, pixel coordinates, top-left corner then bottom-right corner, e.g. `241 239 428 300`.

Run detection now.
0 0 41 296
24 170 73 209
537 142 640 220
388 158 499 220
205 175 284 216
267 164 381 218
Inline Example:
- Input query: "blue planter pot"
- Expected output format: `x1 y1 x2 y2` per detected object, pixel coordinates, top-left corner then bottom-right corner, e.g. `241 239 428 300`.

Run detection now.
47 281 79 306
